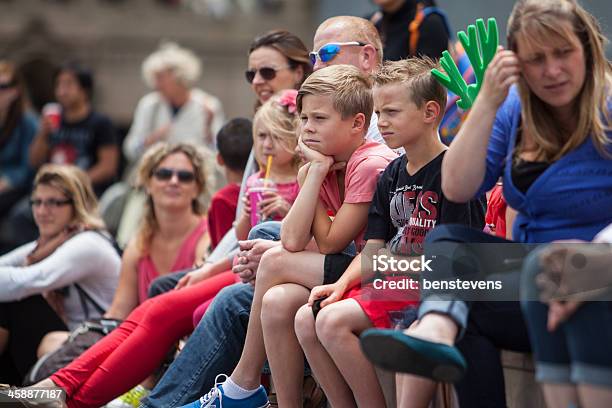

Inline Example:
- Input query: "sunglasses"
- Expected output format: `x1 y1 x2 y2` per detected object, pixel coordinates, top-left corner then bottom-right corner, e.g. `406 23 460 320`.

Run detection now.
245 66 290 84
309 42 367 66
153 167 196 183
30 198 72 208
0 81 16 90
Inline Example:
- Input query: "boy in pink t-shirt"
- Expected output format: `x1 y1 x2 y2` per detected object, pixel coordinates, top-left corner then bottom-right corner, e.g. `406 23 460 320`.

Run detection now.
188 65 397 407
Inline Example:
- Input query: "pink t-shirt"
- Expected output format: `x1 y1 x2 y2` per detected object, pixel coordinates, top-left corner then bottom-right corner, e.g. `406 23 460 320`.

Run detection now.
246 171 300 226
137 217 207 303
319 142 398 249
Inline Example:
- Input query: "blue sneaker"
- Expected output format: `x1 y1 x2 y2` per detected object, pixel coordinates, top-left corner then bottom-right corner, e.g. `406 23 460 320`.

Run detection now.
178 375 270 408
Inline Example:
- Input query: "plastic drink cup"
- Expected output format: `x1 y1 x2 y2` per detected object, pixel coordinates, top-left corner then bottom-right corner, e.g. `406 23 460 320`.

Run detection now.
249 179 277 226
43 103 62 131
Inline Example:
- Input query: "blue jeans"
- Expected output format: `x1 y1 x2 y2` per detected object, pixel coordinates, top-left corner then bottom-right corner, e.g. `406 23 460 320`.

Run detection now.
521 248 612 387
140 222 281 408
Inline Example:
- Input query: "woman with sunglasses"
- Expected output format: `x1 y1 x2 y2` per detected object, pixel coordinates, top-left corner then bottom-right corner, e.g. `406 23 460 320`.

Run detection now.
34 142 239 406
0 164 121 384
246 29 312 107
0 61 38 249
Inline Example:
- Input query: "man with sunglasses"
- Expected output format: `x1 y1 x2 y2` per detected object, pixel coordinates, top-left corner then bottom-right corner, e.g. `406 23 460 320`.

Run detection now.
141 16 397 408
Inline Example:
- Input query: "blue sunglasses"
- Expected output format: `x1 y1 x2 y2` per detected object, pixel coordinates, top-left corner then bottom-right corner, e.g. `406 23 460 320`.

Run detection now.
309 41 367 66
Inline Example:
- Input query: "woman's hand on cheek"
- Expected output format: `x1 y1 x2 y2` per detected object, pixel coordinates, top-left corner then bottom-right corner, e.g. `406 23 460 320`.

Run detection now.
479 46 521 108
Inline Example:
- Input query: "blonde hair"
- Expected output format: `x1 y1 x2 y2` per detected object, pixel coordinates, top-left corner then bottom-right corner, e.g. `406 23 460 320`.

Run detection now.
33 165 105 230
142 42 201 88
253 92 300 168
316 16 384 65
297 64 373 128
135 143 208 252
373 57 447 122
508 0 611 161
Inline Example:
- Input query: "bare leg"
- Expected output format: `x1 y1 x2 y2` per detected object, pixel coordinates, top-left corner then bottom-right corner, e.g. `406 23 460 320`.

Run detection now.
396 373 437 408
230 247 325 389
578 383 612 408
37 331 70 358
405 313 458 345
540 383 579 408
316 299 386 407
295 304 356 408
262 284 310 408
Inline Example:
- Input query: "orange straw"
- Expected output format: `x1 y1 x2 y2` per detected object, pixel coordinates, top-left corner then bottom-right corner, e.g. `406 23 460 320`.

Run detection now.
263 155 273 187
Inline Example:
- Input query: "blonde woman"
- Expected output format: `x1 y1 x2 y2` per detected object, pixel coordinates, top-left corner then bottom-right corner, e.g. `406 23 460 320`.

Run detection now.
0 165 120 384
106 143 210 318
361 1 612 407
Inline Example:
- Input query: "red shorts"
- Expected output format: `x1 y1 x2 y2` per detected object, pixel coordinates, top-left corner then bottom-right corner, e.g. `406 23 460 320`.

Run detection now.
343 278 419 328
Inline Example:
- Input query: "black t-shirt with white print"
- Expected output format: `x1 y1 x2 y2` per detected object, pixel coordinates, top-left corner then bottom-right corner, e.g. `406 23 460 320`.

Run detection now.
49 111 117 171
364 151 486 256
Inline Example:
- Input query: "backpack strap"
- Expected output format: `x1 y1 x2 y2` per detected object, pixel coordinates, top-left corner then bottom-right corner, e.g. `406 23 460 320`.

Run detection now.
74 283 106 319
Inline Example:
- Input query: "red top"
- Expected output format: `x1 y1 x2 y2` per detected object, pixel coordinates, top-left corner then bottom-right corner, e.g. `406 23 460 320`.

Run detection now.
137 217 208 303
207 183 241 249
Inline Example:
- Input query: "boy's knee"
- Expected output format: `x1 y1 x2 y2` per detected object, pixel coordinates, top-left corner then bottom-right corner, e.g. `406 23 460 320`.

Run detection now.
295 304 317 345
315 304 345 344
261 286 295 324
258 246 287 281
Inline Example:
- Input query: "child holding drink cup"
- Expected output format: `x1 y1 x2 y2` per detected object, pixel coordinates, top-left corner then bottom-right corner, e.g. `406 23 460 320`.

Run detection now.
234 90 301 241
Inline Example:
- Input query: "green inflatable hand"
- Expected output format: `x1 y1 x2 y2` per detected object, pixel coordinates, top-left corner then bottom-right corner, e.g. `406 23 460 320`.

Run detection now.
432 17 499 110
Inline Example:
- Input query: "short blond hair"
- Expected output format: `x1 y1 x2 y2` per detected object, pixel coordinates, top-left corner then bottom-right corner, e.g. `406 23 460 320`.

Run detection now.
34 164 105 230
373 57 447 121
142 42 201 88
316 16 383 65
297 65 373 128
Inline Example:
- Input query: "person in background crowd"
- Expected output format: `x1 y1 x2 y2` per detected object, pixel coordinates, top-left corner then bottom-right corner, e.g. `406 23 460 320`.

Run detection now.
0 165 120 385
369 0 450 61
123 42 224 160
0 61 38 254
30 62 120 196
0 61 37 219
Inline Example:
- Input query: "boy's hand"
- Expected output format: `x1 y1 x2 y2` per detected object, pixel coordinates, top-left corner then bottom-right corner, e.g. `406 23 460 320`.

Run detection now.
259 191 291 219
298 136 333 169
308 281 348 308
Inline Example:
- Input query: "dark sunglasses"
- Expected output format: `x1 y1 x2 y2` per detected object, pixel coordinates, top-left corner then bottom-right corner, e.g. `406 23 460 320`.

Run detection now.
309 41 367 66
30 198 72 208
153 167 196 183
0 81 16 90
245 66 290 84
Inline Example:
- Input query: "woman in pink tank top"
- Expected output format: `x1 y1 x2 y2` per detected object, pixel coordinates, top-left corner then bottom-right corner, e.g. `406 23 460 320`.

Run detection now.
105 143 211 317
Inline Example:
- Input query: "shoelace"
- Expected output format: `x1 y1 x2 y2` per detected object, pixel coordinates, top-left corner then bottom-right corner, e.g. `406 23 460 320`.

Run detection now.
199 374 228 407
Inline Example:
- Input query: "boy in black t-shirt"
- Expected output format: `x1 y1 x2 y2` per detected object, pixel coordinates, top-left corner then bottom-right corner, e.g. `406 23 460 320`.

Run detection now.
294 57 484 407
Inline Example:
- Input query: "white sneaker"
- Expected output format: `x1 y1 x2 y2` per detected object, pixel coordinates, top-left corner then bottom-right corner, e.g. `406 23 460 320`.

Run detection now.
105 385 150 408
